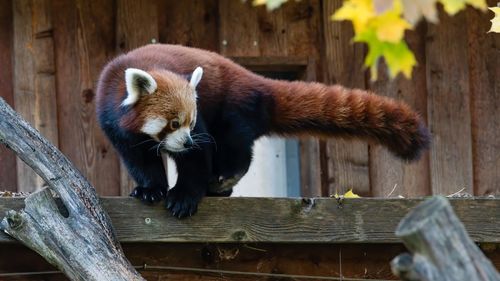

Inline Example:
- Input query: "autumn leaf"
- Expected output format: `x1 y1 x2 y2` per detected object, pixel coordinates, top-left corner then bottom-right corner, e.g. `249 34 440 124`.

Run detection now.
489 7 500 33
332 0 375 34
344 189 361 198
402 0 439 24
332 189 361 199
438 0 487 15
371 0 411 43
355 27 416 79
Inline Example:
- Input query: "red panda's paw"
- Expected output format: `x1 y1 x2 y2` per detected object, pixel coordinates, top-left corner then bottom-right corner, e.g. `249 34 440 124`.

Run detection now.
130 186 168 203
166 187 203 218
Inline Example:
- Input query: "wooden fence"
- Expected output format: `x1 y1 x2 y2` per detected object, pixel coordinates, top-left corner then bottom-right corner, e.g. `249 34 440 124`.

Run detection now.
0 0 498 197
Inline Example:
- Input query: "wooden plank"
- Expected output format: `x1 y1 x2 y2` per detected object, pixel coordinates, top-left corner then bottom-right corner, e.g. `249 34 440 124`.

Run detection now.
116 0 160 196
282 0 321 58
0 0 17 192
1 197 498 243
12 0 59 192
2 242 499 281
51 0 120 196
467 0 500 196
426 10 474 195
322 0 370 196
0 243 417 280
219 0 260 56
369 24 430 197
158 0 219 51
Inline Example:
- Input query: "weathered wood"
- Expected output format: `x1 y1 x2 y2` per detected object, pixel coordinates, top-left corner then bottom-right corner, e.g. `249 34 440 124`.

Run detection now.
52 0 120 196
1 243 416 280
12 0 60 192
369 24 430 197
391 196 500 281
0 98 143 280
159 0 219 51
1 197 498 244
116 0 160 196
323 0 370 196
0 0 17 191
426 10 474 195
467 0 500 196
219 0 260 56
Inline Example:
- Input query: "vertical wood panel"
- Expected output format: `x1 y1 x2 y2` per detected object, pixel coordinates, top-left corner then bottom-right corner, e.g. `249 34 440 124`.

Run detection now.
322 0 370 196
159 0 219 51
12 0 59 192
0 0 17 191
52 0 120 196
116 0 160 196
426 11 473 194
467 1 500 195
369 24 430 197
219 0 260 57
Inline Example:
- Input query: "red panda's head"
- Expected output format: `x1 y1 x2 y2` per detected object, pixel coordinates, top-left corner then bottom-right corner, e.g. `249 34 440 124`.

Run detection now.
120 67 203 152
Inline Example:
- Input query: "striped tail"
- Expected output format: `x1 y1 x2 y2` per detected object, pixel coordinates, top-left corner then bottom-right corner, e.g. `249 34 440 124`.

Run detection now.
266 80 431 161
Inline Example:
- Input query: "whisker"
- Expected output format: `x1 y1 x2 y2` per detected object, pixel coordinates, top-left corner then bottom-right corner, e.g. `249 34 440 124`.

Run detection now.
131 139 157 148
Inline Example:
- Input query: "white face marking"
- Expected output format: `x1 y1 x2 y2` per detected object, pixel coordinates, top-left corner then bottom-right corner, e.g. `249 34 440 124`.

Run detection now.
141 117 167 137
164 127 191 152
122 68 157 106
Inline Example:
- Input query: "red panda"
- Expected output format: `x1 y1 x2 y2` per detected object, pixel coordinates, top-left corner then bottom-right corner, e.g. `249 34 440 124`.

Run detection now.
96 44 430 218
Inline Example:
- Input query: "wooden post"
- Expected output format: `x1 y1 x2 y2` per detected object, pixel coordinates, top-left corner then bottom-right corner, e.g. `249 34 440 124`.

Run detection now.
0 97 144 281
391 196 500 281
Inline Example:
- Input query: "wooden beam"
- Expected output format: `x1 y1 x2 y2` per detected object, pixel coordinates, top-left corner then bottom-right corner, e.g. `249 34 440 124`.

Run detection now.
322 0 370 197
0 0 17 192
368 24 430 197
426 10 473 195
13 0 59 192
466 0 500 196
1 197 498 244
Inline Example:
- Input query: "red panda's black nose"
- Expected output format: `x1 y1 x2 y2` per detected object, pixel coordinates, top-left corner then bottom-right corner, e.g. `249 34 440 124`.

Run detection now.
184 137 194 149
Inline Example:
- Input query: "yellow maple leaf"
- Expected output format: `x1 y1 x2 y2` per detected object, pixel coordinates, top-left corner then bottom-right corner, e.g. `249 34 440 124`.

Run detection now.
332 189 361 198
332 0 375 34
489 7 500 33
371 0 411 43
344 189 361 198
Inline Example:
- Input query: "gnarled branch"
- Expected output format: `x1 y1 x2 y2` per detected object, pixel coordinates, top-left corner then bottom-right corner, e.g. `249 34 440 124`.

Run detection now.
0 98 144 280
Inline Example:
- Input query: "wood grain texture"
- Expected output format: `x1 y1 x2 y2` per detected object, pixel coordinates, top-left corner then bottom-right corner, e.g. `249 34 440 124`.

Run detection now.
3 242 499 281
467 1 500 196
322 0 370 196
219 0 260 56
52 0 120 196
158 0 219 51
426 10 474 195
369 24 430 198
12 0 59 192
0 0 17 191
1 197 498 244
116 0 160 196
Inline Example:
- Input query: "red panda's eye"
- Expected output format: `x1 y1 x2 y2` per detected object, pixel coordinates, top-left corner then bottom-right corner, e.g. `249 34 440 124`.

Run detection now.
171 120 180 130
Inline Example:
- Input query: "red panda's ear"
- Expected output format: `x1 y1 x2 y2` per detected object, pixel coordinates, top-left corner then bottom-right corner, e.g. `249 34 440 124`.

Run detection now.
123 68 157 106
189 67 203 89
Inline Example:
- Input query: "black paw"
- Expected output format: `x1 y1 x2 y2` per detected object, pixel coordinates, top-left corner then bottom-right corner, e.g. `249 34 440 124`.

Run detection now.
130 186 167 203
166 187 202 218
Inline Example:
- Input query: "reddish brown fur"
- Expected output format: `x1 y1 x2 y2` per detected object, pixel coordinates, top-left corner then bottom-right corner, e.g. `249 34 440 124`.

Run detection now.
265 79 429 159
96 44 429 161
